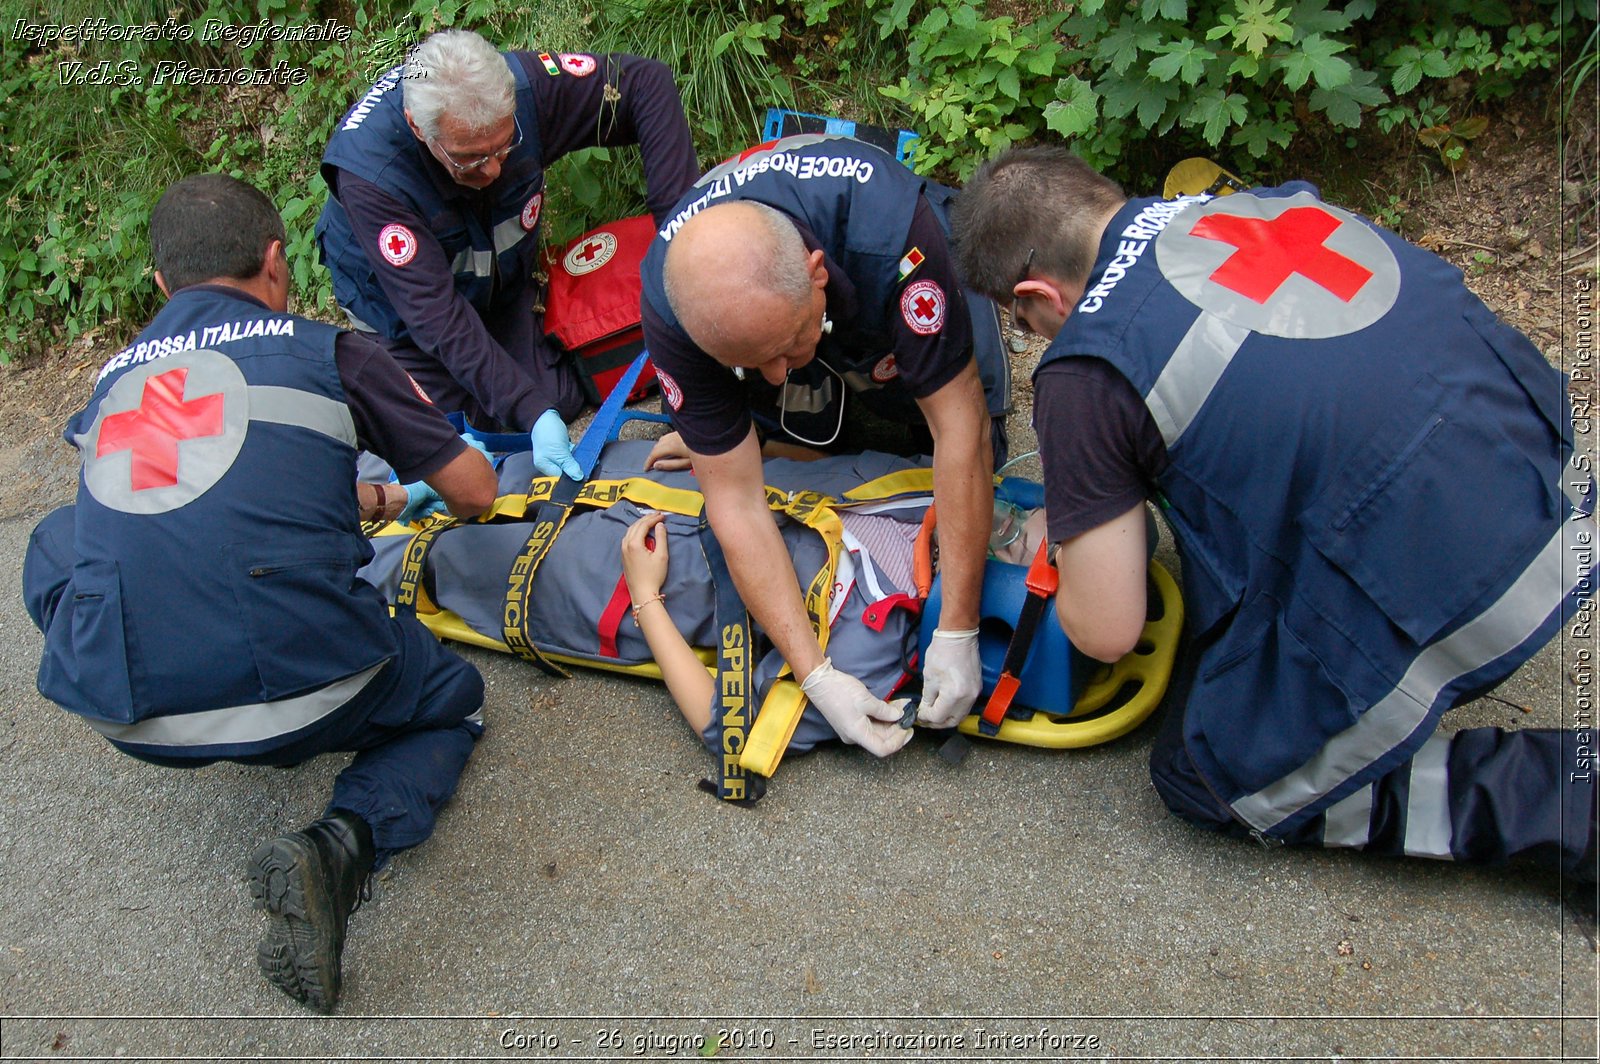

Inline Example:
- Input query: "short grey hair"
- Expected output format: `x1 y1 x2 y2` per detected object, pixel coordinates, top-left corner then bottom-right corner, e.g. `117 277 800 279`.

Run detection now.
663 201 813 330
402 30 515 139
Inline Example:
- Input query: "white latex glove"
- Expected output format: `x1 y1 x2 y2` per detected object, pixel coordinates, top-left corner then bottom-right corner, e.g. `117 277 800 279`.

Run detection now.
800 657 914 758
531 408 582 479
917 627 982 728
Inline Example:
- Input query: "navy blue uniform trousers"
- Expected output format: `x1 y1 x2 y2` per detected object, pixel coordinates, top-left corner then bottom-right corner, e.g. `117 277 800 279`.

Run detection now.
24 505 484 860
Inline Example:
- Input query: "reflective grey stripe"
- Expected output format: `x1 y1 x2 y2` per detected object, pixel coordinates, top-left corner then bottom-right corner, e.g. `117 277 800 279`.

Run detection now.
1321 784 1374 849
85 662 387 748
248 385 357 448
781 377 835 414
492 215 531 256
1234 514 1594 830
451 248 494 280
974 293 1012 414
1145 311 1252 447
691 133 840 188
1403 734 1455 859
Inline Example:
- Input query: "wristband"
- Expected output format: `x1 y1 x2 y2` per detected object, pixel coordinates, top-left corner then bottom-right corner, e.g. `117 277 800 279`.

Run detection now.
630 593 666 623
358 482 401 524
375 483 406 524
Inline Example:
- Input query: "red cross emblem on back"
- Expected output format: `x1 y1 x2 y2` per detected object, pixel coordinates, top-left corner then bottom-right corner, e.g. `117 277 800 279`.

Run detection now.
577 240 605 263
96 366 225 491
1189 206 1372 304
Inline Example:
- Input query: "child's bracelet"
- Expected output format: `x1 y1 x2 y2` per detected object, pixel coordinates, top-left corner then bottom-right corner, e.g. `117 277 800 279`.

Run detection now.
630 593 666 623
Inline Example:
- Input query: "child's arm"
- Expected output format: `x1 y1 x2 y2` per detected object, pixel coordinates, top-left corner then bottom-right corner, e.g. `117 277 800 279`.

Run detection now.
621 512 714 733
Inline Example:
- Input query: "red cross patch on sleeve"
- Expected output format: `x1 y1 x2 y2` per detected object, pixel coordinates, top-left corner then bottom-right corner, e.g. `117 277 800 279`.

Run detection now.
406 373 432 404
378 224 418 267
900 280 946 336
521 192 543 231
657 368 683 411
558 53 597 77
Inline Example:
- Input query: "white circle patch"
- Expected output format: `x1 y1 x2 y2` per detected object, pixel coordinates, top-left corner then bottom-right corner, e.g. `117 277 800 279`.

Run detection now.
1154 192 1400 339
378 223 417 267
563 230 617 276
900 280 946 336
559 53 596 77
83 350 249 515
871 355 899 383
520 192 543 231
657 368 683 411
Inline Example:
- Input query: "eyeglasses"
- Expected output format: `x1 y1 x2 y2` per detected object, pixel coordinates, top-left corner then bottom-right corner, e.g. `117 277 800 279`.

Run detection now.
430 117 522 174
1009 247 1035 332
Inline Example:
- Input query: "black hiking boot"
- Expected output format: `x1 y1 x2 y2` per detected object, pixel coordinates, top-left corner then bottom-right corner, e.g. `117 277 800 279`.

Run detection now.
245 810 375 1012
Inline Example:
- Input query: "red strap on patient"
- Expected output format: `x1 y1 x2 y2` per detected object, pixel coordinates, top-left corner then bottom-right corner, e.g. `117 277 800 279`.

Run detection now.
597 573 632 658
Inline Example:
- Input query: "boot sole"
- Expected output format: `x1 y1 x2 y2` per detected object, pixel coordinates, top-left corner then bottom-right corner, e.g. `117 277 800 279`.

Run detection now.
246 834 342 1013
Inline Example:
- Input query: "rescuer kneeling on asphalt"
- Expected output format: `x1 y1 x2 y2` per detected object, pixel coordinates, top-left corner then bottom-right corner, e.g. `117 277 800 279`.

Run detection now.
21 173 499 1012
952 146 1597 879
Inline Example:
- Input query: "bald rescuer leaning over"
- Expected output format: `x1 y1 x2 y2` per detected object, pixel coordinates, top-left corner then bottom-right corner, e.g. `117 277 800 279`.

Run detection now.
640 136 1015 754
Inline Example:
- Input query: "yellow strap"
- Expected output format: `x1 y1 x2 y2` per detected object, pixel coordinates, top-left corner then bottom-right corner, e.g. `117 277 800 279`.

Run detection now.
763 488 845 659
419 608 717 675
491 476 707 521
499 502 573 678
740 679 808 777
394 516 455 616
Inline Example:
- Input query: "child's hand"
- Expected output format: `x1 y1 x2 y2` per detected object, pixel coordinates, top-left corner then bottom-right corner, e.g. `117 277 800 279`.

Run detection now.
644 431 694 472
621 511 671 599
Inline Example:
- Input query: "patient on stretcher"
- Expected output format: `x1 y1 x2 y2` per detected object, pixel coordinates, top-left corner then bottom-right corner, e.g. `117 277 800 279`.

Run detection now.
619 482 1047 739
359 441 1054 755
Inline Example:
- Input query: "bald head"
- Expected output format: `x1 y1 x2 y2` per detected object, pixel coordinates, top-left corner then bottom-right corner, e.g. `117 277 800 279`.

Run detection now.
663 201 820 364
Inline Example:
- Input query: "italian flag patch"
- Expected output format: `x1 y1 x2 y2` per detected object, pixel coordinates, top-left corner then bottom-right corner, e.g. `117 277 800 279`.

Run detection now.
538 52 561 76
898 247 925 280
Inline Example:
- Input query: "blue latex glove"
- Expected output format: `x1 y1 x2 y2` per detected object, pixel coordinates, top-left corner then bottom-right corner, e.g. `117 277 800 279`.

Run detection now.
531 408 582 480
397 480 446 524
460 432 493 461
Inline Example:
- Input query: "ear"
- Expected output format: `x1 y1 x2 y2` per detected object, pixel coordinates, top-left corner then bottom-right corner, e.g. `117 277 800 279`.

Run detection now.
261 239 291 312
806 247 828 290
153 269 172 299
1016 276 1076 318
404 108 428 143
262 239 287 285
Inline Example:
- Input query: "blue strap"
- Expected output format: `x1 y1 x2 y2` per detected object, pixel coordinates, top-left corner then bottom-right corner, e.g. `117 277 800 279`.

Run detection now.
445 411 527 455
572 350 651 478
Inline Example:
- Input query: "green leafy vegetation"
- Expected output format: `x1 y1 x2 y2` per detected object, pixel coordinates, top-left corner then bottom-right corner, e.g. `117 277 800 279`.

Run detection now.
1 0 1586 364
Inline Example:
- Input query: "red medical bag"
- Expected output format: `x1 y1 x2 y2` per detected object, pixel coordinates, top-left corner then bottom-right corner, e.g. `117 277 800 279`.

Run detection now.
543 213 659 405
